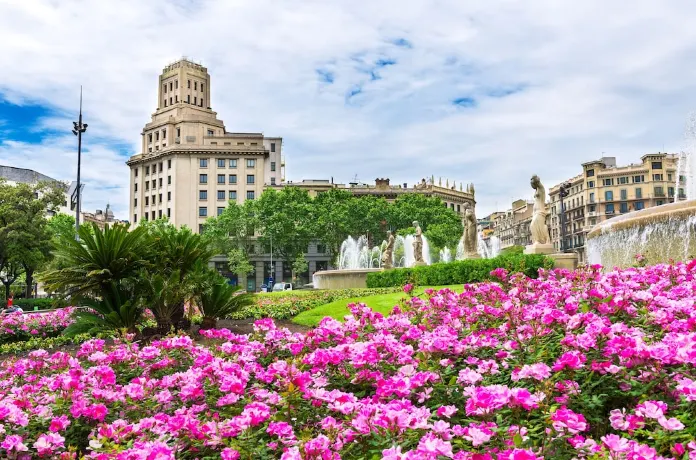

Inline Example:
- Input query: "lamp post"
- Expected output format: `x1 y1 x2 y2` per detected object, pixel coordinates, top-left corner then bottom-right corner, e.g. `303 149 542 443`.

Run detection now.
72 87 88 236
558 183 571 252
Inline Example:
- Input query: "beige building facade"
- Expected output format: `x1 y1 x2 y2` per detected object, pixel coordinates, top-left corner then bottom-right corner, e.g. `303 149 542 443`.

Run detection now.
126 59 284 233
490 199 535 249
548 153 683 263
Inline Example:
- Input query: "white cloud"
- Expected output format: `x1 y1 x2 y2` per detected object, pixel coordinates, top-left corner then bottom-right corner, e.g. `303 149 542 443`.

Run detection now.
1 0 696 216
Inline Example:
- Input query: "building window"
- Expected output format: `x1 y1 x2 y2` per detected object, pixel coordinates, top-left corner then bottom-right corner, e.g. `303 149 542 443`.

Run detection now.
618 177 628 184
187 95 190 103
167 176 171 185
656 200 664 206
589 192 595 203
679 188 686 198
144 213 149 221
134 198 137 207
145 182 149 191
633 175 644 183
668 186 675 197
167 208 171 218
217 207 225 216
247 175 255 184
620 189 627 200
163 84 167 93
246 191 255 200
651 161 663 169
217 190 225 200
246 159 256 168
200 174 208 184
152 180 156 188
653 174 663 181
167 191 171 201
199 207 207 217
589 204 596 212
194 81 198 90
198 224 204 234
587 180 594 188
229 174 237 184
605 191 613 201
217 159 225 168
134 183 138 192
201 83 204 92
188 80 191 88
200 158 208 168
145 197 149 206
158 209 162 218
134 214 137 223
199 99 203 107
229 191 237 200
635 187 642 198
635 201 645 210
200 190 208 200
271 162 276 172
217 174 225 184
620 202 628 213
271 177 276 185
271 142 276 152
654 186 665 197
230 159 237 168
155 132 159 141
175 80 178 89
159 178 163 187
152 195 156 204
603 178 613 186
159 193 162 203
606 203 615 214
194 97 197 106
145 166 150 175
135 168 138 177
169 97 172 105
207 129 214 137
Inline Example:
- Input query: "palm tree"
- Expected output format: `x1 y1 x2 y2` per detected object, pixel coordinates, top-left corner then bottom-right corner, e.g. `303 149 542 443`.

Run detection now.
40 223 149 298
63 281 142 336
198 282 254 329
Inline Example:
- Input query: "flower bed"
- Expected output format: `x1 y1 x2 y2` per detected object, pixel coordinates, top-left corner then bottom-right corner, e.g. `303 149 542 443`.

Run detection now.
233 287 401 320
1 263 696 458
0 308 75 344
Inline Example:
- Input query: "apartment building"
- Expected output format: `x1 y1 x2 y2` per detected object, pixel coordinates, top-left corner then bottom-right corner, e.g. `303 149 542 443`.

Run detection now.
126 58 284 233
491 199 535 249
548 153 683 263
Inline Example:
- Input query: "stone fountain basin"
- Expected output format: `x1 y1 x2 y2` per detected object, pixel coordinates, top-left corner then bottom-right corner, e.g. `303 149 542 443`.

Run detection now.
586 199 696 268
313 269 383 290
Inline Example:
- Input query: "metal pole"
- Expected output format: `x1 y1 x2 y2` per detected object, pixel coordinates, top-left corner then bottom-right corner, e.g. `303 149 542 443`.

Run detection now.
72 86 87 238
559 193 565 253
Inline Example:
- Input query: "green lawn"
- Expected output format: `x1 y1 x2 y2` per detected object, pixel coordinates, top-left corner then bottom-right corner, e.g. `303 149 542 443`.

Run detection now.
292 285 463 327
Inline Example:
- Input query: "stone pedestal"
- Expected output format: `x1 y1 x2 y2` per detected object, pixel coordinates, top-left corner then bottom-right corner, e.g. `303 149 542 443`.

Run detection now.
524 243 554 255
549 252 579 270
465 253 481 259
413 261 428 267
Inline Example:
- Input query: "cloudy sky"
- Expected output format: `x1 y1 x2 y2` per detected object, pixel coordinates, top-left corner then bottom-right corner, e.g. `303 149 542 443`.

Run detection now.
2 0 696 218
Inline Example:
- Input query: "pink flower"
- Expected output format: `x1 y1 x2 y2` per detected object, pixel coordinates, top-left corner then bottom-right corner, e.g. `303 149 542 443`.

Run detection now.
403 284 414 294
49 415 71 432
552 351 586 372
221 448 241 460
1 435 28 452
437 405 458 418
658 416 685 431
551 407 587 434
601 434 629 452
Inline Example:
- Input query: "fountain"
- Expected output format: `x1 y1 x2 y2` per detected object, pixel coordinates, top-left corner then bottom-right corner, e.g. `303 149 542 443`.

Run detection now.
456 232 501 260
439 247 453 263
314 233 433 289
586 114 696 268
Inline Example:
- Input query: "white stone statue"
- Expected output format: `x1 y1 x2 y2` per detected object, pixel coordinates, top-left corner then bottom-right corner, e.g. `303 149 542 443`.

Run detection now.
413 221 425 264
530 174 551 245
381 231 395 269
462 202 479 258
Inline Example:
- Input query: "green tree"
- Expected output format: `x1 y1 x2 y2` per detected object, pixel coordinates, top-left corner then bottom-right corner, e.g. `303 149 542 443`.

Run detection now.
255 187 314 264
204 201 256 277
387 194 463 249
0 179 66 298
292 254 309 284
197 282 254 329
312 189 355 257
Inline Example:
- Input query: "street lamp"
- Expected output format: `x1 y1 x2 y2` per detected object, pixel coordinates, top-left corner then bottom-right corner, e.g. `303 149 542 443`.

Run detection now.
72 87 88 236
558 182 571 252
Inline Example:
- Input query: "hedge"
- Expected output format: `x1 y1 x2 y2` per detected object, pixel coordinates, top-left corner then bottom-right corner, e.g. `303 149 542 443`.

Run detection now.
366 254 554 288
4 298 56 310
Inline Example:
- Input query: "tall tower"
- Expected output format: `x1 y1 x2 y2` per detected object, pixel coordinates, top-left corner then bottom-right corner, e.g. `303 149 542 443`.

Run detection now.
127 58 284 233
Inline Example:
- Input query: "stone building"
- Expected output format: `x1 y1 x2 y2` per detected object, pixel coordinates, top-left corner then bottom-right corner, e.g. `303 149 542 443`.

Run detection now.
126 58 284 233
82 204 126 230
548 153 683 263
491 199 535 249
0 165 72 216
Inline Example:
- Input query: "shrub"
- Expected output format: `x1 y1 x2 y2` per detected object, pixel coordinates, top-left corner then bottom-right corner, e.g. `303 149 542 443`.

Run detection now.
8 298 55 310
366 254 553 288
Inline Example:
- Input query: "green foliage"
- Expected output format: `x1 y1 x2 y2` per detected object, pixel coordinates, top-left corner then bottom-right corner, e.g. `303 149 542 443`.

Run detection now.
64 282 142 336
226 248 254 277
198 282 254 325
500 245 524 256
388 194 463 250
8 298 54 310
366 254 555 288
0 333 94 355
40 223 150 298
233 287 401 320
292 254 308 280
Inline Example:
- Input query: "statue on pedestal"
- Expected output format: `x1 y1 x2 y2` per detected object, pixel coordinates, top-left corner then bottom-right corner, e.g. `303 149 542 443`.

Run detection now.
530 175 551 245
413 221 425 264
462 202 480 258
381 231 395 269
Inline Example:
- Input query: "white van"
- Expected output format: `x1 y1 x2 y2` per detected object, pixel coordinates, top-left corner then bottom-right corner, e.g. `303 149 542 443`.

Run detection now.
272 282 293 292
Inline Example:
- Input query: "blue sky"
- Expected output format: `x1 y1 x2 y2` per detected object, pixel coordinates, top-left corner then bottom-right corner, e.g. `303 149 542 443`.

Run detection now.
2 0 696 218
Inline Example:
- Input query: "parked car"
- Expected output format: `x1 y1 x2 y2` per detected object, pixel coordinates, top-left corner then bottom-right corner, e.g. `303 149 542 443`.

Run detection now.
272 282 293 292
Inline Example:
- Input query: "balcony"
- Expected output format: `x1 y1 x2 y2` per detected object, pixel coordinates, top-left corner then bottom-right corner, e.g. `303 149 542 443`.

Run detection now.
588 211 597 217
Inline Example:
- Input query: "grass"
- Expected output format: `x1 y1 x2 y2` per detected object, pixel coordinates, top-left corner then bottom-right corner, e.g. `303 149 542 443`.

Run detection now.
292 285 463 327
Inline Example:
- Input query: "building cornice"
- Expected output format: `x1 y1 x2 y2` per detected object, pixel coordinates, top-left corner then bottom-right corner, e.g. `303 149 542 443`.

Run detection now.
126 147 269 166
